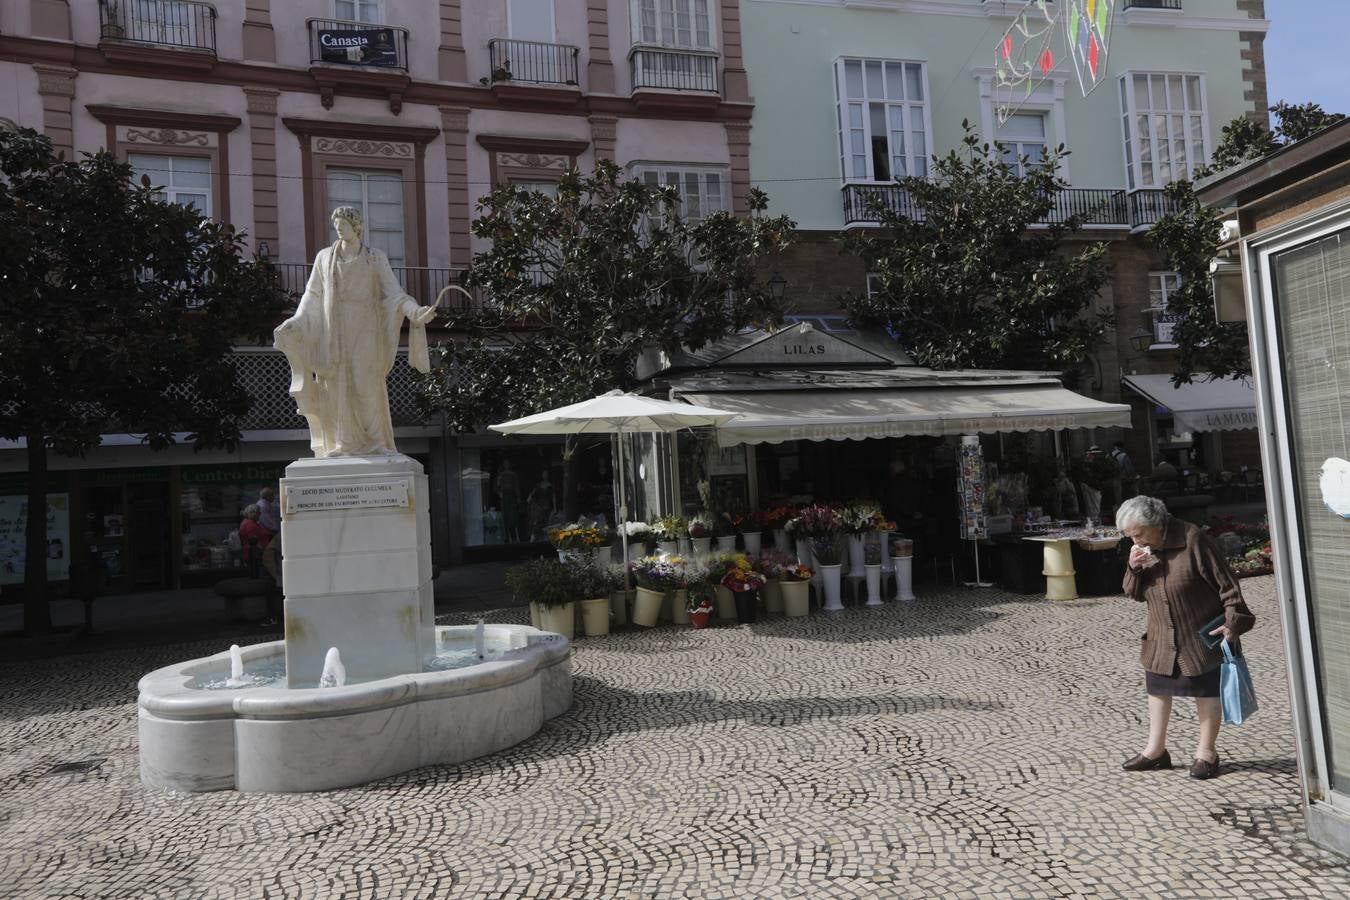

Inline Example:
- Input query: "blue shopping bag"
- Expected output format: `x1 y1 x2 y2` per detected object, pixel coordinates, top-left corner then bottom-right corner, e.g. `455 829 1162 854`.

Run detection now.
1220 638 1258 725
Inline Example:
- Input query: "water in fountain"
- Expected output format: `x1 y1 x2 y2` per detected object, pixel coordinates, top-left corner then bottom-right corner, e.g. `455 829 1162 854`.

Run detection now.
475 618 486 660
224 644 248 688
319 647 346 688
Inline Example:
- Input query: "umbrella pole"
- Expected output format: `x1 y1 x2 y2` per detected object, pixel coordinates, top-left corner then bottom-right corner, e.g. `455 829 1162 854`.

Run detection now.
619 429 631 592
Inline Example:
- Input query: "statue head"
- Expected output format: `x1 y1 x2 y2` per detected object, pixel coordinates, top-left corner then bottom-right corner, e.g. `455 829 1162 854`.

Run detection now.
331 206 363 242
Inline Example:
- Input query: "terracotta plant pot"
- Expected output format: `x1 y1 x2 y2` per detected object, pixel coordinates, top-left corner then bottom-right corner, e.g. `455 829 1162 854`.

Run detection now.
689 605 713 629
780 580 810 617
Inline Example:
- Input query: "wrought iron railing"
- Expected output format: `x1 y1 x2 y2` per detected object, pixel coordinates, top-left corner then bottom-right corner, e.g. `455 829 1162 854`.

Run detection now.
487 38 580 86
630 47 719 93
1127 189 1182 228
842 184 1138 227
1124 0 1182 10
98 0 217 53
272 263 481 312
306 18 410 71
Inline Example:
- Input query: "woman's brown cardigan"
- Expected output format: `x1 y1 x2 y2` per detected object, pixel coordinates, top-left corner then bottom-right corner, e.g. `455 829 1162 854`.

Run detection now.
1121 518 1256 677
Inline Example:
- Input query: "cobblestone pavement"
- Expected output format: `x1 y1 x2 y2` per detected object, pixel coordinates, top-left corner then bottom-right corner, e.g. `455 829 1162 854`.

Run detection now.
2 575 1348 898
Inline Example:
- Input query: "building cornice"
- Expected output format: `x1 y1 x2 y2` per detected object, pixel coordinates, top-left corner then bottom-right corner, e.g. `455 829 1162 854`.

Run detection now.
746 0 1270 32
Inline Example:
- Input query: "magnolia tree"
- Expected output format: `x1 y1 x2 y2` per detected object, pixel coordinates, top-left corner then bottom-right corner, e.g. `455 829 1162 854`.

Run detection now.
419 162 794 515
0 129 285 633
840 123 1110 373
1150 101 1345 383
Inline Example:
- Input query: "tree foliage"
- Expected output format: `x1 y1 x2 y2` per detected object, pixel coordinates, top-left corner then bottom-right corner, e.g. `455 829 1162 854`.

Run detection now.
839 124 1110 372
1150 102 1345 384
420 161 795 432
0 128 285 632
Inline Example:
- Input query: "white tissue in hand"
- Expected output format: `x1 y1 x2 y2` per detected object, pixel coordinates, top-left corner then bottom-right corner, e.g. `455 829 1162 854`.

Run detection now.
1138 546 1161 569
1320 457 1350 518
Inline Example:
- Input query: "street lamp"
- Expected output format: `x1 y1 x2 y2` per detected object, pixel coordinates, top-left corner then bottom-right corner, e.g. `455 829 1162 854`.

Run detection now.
257 240 270 261
1129 326 1153 352
768 271 786 301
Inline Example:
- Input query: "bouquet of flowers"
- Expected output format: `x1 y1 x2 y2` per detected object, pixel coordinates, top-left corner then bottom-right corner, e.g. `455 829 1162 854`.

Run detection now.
653 514 687 541
796 504 839 539
674 557 709 589
686 579 716 611
776 560 814 583
721 557 767 593
619 521 653 543
687 513 715 539
705 551 745 583
753 549 794 579
755 506 793 530
547 522 610 552
838 502 882 535
810 538 843 566
632 555 683 592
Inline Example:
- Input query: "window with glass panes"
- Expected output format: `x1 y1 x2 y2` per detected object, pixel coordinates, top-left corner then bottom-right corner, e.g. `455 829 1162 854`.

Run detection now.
835 58 930 183
1148 271 1183 345
1119 72 1208 190
130 0 198 45
335 0 381 23
129 153 211 215
325 169 405 267
637 0 715 49
996 113 1047 177
636 166 725 221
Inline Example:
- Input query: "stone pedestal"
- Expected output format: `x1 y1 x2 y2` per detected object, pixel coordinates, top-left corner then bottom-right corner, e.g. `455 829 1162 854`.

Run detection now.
280 454 434 687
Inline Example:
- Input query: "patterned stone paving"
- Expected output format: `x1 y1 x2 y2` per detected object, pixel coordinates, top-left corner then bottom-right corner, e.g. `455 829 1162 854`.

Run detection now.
2 574 1348 898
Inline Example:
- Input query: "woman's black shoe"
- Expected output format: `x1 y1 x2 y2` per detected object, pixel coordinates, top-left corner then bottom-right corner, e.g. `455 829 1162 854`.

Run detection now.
1189 753 1220 780
1122 750 1172 771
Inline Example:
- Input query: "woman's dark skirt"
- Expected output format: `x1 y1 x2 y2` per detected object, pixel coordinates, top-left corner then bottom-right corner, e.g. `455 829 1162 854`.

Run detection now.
1146 661 1221 698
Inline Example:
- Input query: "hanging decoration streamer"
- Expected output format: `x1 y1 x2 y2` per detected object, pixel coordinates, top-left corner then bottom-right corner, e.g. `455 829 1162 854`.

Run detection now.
994 0 1117 125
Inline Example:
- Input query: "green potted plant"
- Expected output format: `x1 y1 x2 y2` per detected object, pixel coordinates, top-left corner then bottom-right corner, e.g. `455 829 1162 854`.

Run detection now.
504 557 575 638
671 557 707 626
631 555 679 627
652 515 686 556
575 561 614 637
810 537 844 612
606 562 631 626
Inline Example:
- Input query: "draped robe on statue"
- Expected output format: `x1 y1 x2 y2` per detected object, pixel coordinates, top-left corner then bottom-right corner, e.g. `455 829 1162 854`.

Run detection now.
274 242 430 458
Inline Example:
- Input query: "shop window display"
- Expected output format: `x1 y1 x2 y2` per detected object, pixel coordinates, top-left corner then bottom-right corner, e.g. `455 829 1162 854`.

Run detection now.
179 464 287 575
461 446 564 546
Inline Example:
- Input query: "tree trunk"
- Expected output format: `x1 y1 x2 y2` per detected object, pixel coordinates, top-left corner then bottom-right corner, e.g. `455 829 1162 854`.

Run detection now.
23 433 53 635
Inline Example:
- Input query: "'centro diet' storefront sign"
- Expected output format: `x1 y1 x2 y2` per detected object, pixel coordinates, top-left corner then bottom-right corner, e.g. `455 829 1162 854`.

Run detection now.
317 28 398 67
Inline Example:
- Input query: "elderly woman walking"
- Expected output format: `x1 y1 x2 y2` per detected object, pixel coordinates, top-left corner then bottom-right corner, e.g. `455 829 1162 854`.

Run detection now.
1115 496 1256 779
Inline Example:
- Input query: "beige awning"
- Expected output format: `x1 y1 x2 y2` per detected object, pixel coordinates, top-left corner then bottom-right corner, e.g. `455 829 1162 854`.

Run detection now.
678 385 1132 447
1121 374 1257 433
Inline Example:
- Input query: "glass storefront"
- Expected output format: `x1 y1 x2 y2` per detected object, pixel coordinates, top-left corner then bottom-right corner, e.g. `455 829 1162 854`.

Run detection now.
460 444 564 546
1270 226 1350 794
179 463 288 576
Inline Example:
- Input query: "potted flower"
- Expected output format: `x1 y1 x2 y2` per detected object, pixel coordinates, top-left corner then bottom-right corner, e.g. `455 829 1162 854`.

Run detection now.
863 539 884 606
619 521 653 555
687 513 715 556
686 580 716 629
838 502 880 578
574 561 615 637
504 557 576 638
721 556 766 624
797 504 839 595
672 557 707 626
547 522 610 565
872 513 897 577
705 552 740 620
652 515 686 556
810 537 845 612
757 506 793 553
631 555 680 626
754 550 791 614
776 560 813 617
724 511 760 555
607 562 631 625
891 535 916 602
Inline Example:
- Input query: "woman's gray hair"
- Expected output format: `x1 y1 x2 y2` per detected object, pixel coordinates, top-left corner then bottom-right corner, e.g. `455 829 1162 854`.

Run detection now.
1115 495 1169 531
331 205 364 237
242 504 261 519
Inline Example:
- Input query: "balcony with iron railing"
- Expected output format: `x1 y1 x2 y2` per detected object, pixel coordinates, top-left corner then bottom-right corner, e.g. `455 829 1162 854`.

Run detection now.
307 18 410 71
1124 0 1182 10
486 38 580 87
630 46 721 109
97 0 217 60
842 184 1182 230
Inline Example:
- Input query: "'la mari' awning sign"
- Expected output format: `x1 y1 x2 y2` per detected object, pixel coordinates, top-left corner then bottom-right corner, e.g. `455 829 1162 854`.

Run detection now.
1121 374 1257 433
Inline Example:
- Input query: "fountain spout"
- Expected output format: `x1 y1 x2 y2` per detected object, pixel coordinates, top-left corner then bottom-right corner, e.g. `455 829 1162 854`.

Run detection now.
319 648 346 688
225 644 248 688
474 618 486 660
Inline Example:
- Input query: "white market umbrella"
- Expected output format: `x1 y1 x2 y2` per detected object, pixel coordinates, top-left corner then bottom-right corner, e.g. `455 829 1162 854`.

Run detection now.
490 390 738 587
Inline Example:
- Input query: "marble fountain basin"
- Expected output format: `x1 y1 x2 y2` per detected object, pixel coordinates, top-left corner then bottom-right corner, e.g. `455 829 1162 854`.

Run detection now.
137 624 571 792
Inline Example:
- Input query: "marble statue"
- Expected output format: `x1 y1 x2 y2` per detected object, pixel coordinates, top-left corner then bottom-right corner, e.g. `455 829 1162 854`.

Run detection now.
274 207 437 458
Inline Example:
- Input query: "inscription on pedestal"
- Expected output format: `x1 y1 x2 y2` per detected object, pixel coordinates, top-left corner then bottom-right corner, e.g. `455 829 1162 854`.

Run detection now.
283 480 410 514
